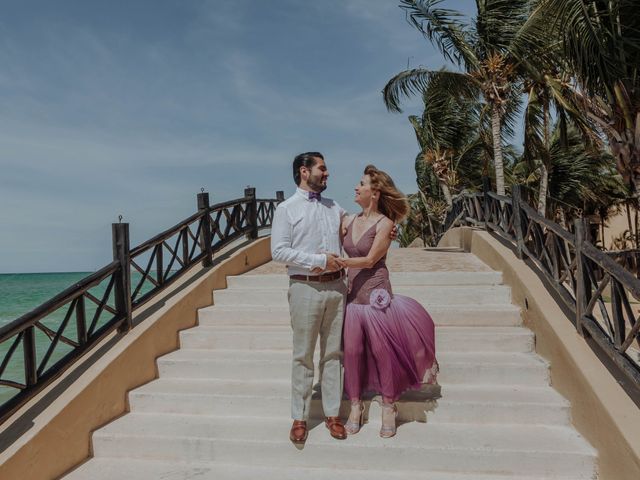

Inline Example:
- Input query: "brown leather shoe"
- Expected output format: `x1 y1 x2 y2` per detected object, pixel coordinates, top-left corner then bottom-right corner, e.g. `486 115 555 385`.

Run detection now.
289 420 308 443
325 416 347 440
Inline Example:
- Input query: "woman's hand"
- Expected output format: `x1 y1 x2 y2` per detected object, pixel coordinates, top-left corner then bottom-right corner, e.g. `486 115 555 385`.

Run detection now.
310 254 346 274
389 225 398 240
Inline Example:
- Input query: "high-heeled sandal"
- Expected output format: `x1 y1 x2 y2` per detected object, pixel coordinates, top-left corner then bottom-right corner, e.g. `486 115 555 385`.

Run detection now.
379 402 398 438
344 401 365 435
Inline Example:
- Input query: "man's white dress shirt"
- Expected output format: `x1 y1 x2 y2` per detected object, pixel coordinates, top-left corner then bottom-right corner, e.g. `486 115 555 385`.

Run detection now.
271 187 345 276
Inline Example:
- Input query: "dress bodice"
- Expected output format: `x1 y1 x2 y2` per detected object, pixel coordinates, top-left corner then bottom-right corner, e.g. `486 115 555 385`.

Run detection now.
343 216 392 305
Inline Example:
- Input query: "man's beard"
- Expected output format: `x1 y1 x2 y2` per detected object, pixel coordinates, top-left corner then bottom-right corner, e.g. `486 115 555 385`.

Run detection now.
308 175 327 192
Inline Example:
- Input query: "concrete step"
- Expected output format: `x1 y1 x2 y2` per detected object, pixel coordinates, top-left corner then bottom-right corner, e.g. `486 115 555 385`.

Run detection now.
212 285 512 307
157 349 549 386
61 251 598 480
229 271 503 288
179 326 534 353
197 304 523 327
64 458 590 480
128 379 570 426
426 386 571 425
90 413 596 478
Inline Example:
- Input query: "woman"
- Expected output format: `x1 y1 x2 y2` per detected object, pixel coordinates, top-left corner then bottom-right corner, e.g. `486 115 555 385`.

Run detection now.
339 165 438 438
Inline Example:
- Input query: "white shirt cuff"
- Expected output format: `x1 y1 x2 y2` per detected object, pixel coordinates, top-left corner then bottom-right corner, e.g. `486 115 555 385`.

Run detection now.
314 254 327 270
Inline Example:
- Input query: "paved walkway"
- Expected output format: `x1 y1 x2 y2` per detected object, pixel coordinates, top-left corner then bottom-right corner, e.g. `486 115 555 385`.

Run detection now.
248 247 493 274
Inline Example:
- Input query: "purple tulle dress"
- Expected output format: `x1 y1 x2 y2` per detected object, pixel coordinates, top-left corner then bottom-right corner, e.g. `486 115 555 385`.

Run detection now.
343 218 438 402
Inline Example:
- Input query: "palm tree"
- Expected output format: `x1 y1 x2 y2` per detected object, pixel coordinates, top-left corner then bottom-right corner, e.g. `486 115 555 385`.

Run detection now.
547 128 625 220
527 0 640 198
511 122 627 227
403 189 451 247
383 0 529 195
521 72 595 216
408 72 483 206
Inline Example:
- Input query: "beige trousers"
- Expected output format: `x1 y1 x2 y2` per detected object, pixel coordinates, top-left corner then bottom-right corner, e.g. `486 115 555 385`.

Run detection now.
288 277 347 420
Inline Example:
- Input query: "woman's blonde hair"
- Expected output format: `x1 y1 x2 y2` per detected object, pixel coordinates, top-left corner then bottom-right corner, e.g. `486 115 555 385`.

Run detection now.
364 164 409 223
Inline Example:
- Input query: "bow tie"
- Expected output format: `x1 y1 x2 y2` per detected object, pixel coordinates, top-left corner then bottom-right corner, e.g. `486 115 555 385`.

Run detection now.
308 191 322 201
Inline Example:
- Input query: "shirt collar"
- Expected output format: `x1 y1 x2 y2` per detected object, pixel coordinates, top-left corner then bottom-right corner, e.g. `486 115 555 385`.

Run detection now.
296 187 321 202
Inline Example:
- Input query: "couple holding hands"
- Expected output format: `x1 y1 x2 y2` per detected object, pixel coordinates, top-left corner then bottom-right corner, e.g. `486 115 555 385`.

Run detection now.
271 152 438 444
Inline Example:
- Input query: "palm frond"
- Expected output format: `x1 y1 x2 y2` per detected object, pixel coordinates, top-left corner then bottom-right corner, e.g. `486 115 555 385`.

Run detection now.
535 0 640 97
523 86 545 166
415 153 442 197
499 80 523 138
382 68 476 113
419 73 479 150
533 122 626 214
544 75 603 148
474 0 530 58
509 0 562 75
400 0 478 69
408 115 425 148
455 138 487 188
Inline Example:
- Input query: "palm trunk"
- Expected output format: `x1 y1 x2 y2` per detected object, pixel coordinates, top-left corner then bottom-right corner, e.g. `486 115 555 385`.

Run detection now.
635 207 639 250
491 106 505 195
538 101 550 218
557 207 567 229
439 181 453 207
425 213 435 247
537 164 548 217
626 201 634 249
609 124 640 199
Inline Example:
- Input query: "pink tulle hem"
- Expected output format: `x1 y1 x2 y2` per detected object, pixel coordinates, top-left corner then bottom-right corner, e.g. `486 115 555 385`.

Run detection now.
343 294 438 402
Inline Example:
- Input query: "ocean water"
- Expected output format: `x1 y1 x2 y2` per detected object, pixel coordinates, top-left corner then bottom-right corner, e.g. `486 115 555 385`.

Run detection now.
0 272 91 327
0 271 153 405
0 272 91 404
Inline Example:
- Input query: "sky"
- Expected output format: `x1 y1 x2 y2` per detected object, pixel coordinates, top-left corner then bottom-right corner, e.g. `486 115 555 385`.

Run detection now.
0 0 479 273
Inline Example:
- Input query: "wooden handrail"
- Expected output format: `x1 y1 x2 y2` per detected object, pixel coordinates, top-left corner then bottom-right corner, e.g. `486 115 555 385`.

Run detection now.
437 180 640 405
0 188 284 425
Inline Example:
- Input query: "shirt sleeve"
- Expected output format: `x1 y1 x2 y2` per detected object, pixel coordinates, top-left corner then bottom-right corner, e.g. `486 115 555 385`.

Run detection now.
336 201 348 220
270 204 327 270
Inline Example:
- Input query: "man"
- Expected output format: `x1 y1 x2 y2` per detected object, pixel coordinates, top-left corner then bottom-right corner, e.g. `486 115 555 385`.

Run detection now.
271 152 348 443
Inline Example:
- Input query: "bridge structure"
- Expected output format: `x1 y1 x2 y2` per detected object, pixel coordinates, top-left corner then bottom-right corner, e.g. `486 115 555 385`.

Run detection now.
0 186 639 479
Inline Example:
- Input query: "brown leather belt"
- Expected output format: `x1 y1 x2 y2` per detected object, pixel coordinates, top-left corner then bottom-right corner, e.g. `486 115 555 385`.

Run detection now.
290 269 345 283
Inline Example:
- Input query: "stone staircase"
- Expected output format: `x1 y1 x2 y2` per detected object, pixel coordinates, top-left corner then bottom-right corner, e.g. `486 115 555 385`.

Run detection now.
64 249 598 479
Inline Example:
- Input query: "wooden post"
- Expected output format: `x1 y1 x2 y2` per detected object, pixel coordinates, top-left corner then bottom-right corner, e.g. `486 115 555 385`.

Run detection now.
245 187 258 240
181 226 189 266
75 296 87 346
512 184 526 259
156 245 164 287
276 190 285 203
23 326 37 387
112 222 132 333
610 279 624 347
198 192 213 268
482 176 491 229
574 218 588 336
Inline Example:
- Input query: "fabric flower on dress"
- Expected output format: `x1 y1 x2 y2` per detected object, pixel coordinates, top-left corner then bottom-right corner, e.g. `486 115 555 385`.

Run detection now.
369 288 391 310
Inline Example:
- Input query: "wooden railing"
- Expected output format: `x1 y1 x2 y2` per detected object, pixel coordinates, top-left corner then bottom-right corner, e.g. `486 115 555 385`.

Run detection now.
442 182 640 404
0 187 284 424
607 250 640 279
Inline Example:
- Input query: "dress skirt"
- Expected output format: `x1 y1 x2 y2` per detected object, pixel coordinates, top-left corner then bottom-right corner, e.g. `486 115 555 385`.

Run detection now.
343 294 438 402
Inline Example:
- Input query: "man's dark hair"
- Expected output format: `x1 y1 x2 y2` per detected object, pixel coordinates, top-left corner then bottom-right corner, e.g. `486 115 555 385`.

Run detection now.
293 152 323 186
